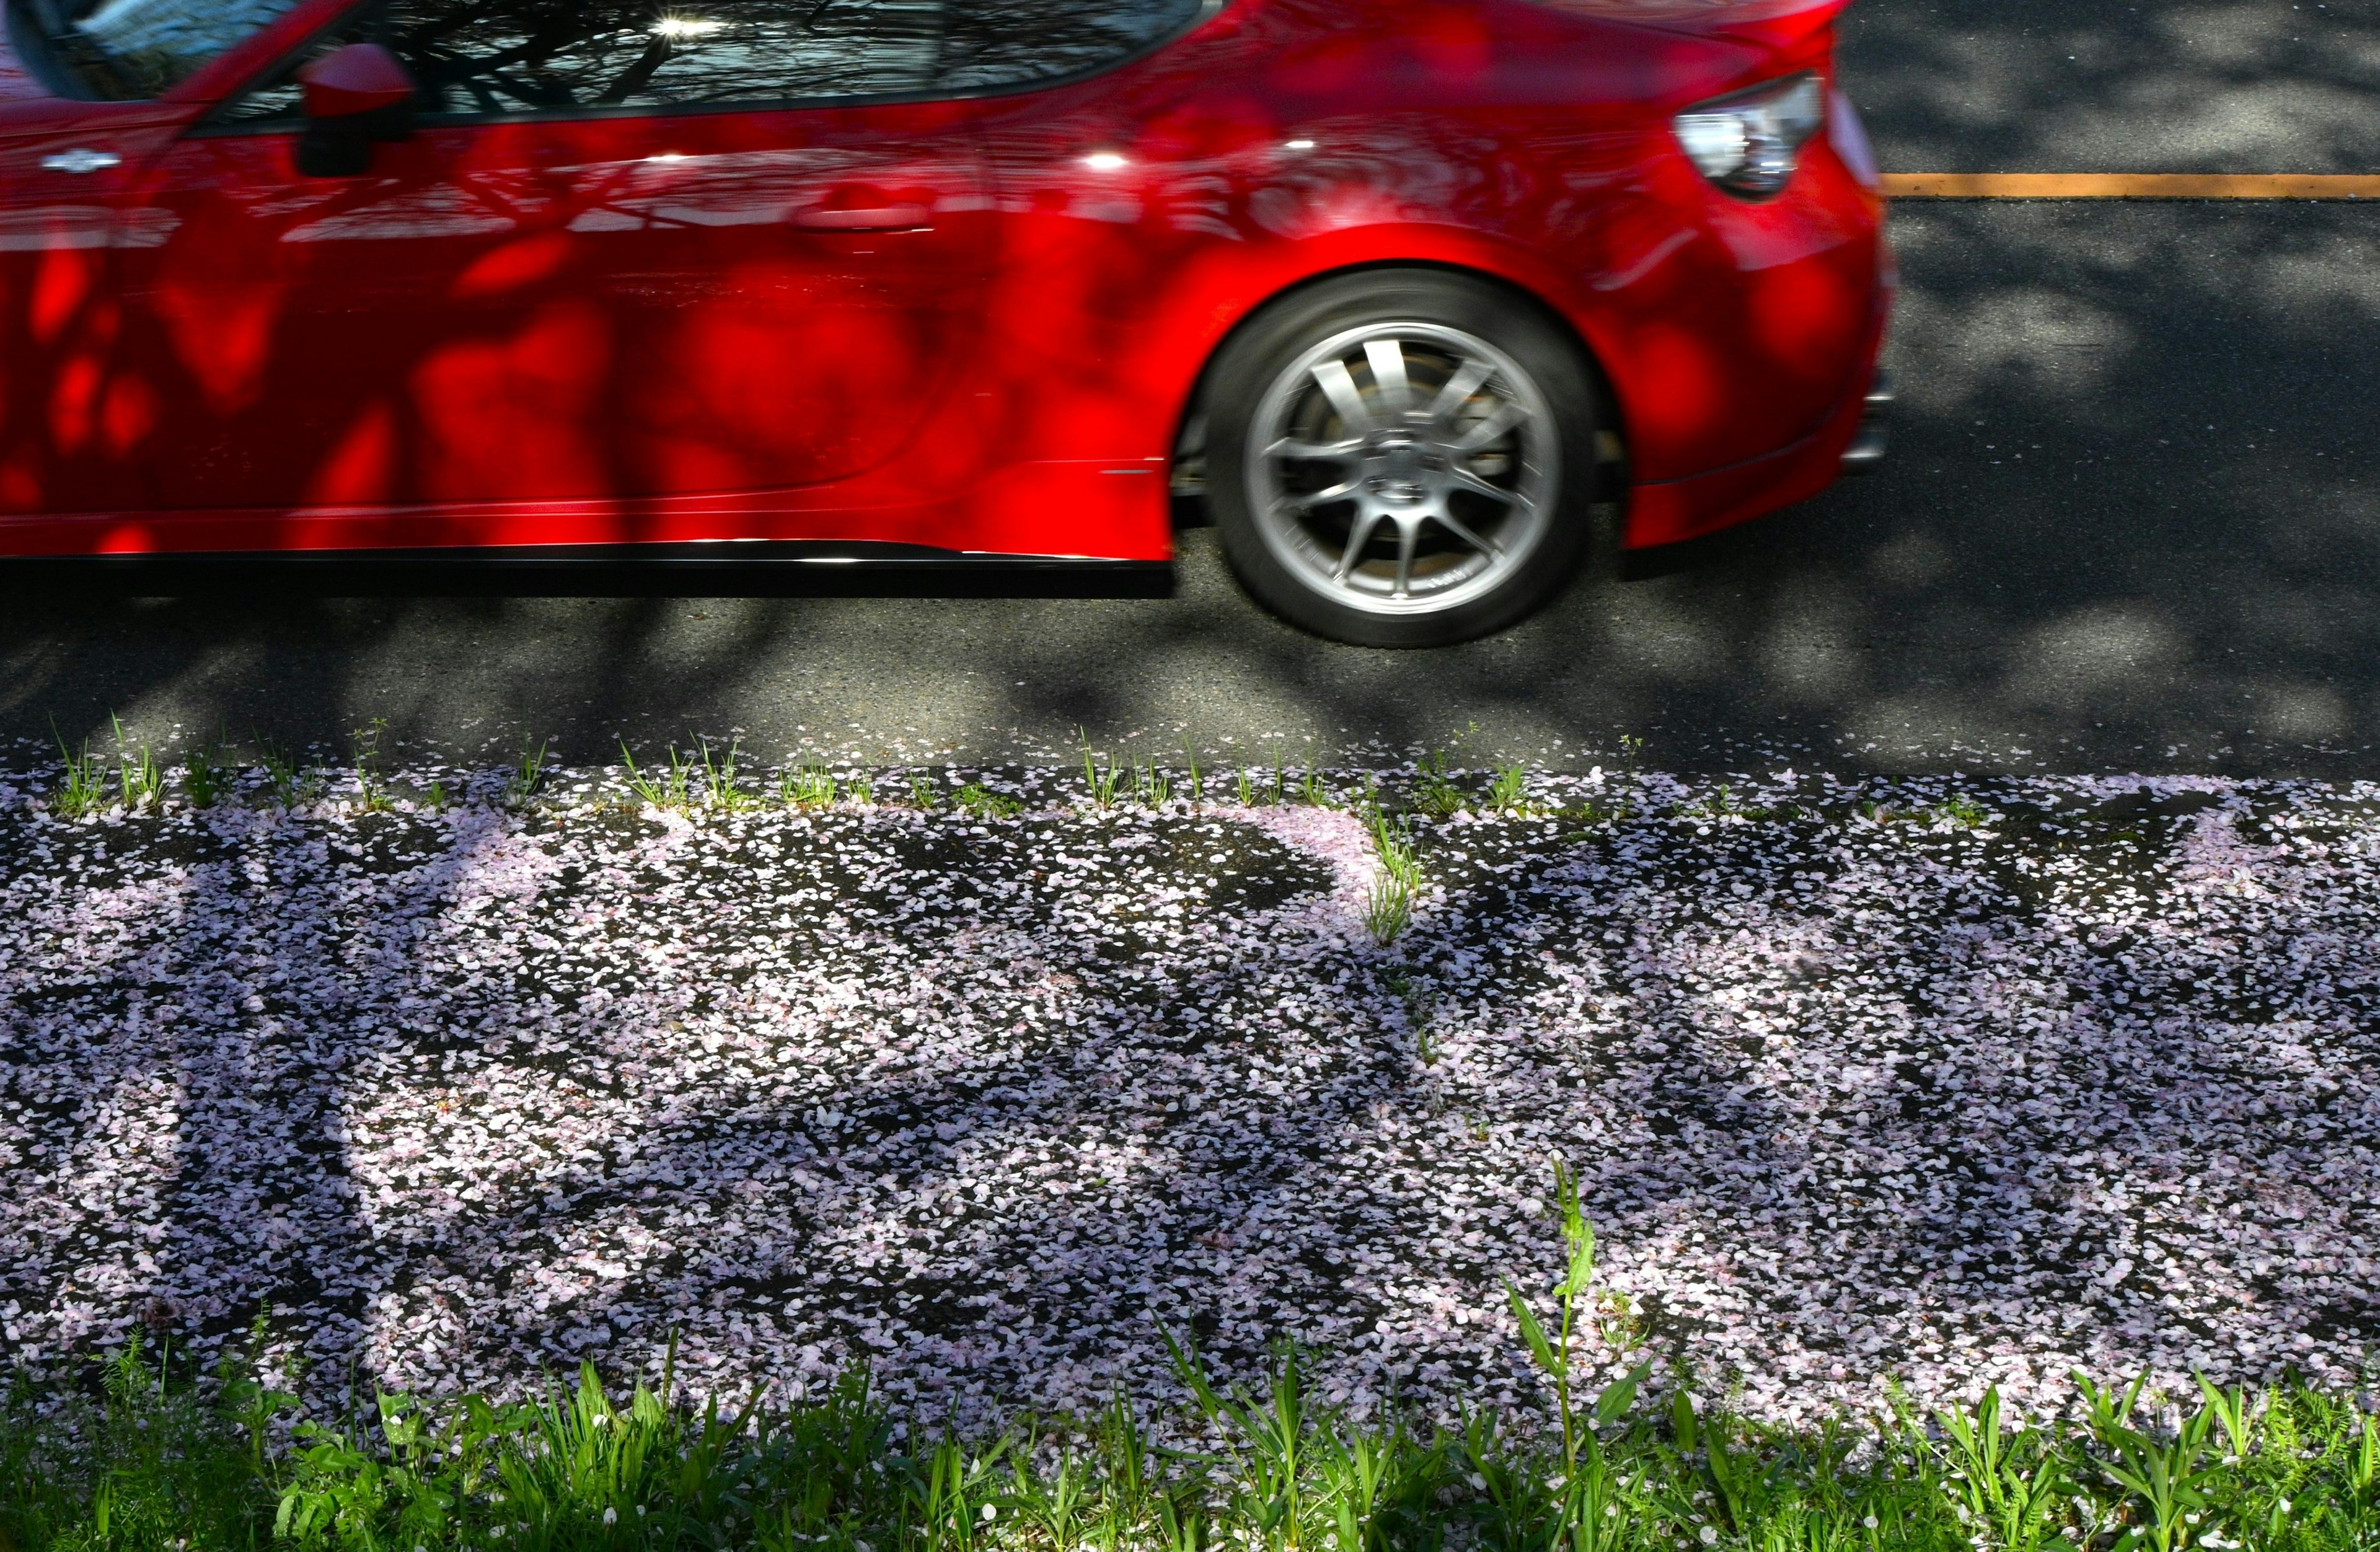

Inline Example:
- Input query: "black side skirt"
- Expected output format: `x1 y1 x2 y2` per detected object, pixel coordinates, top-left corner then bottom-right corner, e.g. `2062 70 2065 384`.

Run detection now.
0 543 1177 599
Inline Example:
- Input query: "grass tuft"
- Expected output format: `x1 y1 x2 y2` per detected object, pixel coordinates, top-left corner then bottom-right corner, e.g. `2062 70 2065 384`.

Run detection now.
783 754 840 809
351 720 393 814
112 716 167 814
622 742 694 811
1937 794 1992 829
1079 733 1122 810
1362 798 1423 946
1488 764 1530 816
1362 872 1414 945
257 743 320 810
956 783 1025 820
1410 752 1465 819
182 745 227 809
507 739 550 808
695 738 759 813
49 726 110 819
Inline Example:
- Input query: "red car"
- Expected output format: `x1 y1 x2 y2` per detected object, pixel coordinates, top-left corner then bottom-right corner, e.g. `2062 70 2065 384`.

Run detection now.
0 0 1889 645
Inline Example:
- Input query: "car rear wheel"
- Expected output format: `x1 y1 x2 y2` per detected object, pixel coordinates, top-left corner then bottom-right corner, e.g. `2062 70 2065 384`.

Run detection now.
1204 269 1604 648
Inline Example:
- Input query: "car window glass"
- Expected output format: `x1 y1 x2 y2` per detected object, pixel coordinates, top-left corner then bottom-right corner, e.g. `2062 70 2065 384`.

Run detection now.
936 0 1206 90
217 0 1207 125
9 0 299 99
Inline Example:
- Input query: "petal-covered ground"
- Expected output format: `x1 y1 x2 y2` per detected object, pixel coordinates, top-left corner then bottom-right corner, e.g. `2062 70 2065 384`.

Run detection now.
1 766 2374 1429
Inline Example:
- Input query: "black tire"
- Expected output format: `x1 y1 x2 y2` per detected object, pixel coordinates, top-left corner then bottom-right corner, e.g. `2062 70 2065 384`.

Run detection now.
1204 268 1604 648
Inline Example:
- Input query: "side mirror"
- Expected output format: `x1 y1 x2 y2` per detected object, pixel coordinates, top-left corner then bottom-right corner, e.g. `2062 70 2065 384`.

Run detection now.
296 43 416 177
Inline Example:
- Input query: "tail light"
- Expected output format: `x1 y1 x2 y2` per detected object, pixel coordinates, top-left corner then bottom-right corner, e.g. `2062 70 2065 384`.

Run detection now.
1671 72 1825 198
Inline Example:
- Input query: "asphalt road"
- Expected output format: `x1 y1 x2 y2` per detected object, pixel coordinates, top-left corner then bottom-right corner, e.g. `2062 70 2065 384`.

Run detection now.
1840 0 2380 175
4 6 2376 777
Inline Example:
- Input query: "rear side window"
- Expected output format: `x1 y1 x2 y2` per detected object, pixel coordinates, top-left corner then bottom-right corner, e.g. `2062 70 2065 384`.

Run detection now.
216 0 1209 124
9 0 301 99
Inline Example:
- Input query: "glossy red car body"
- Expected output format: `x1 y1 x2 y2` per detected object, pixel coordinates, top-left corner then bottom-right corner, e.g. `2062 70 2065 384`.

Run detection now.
0 0 1888 576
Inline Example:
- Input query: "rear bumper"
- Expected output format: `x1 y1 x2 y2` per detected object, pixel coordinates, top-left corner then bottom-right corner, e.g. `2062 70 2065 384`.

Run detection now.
1620 304 1890 550
1839 366 1893 473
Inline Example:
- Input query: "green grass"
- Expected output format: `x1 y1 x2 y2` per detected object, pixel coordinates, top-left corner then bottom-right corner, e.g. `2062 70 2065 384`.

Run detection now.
48 725 110 819
694 739 760 813
1486 765 1531 816
257 744 321 810
508 741 552 808
182 746 228 809
620 738 770 813
349 721 394 814
1409 754 1465 820
782 756 839 809
1361 797 1424 945
112 717 167 814
3 1177 2377 1552
4 1318 2375 1552
1078 735 1123 809
955 782 1025 820
621 743 695 811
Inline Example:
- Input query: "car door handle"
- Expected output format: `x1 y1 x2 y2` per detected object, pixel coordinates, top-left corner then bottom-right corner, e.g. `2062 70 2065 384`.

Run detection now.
42 148 122 174
790 203 932 232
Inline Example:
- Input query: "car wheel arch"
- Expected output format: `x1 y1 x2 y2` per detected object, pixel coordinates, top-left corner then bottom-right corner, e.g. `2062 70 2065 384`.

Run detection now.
1166 257 1634 530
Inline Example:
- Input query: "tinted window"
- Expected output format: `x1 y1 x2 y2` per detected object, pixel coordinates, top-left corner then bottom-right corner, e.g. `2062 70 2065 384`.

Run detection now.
10 0 299 99
219 0 1207 123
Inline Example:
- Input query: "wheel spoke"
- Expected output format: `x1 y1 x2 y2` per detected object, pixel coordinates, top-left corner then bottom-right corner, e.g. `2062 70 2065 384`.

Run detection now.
1272 476 1360 511
1447 465 1529 506
1427 505 1504 558
1266 436 1364 462
1452 399 1526 451
1333 507 1386 582
1424 356 1496 427
1364 338 1414 417
1310 359 1376 436
1391 515 1420 598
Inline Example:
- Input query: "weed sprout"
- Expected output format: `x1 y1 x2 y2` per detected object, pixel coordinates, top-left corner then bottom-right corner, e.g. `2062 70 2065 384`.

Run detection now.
696 738 759 812
1078 733 1121 809
182 746 226 810
50 732 108 819
955 783 1023 820
1411 751 1465 818
349 719 394 813
507 739 550 808
112 716 165 814
1488 763 1530 815
783 756 839 809
1362 800 1423 945
257 743 318 809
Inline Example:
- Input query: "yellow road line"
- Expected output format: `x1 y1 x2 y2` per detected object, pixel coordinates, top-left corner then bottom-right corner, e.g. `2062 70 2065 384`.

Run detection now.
1881 172 2380 199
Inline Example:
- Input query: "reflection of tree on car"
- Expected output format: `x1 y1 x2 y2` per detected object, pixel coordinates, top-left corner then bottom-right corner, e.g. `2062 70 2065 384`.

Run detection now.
29 0 1214 118
0 0 1890 647
16 0 294 97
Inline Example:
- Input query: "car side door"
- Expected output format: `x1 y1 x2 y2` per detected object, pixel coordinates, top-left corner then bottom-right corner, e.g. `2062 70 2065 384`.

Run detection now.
109 0 993 527
0 100 187 522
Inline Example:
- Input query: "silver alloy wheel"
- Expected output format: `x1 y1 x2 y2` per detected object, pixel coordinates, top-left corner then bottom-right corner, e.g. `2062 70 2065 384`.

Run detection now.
1245 320 1559 616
